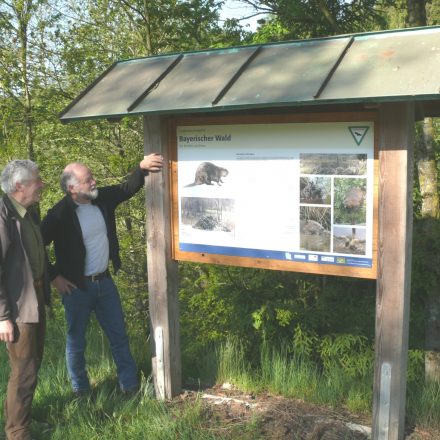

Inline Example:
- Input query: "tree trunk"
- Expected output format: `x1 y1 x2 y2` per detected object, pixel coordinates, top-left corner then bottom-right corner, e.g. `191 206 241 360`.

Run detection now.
417 120 440 382
142 0 152 55
425 293 440 382
406 0 440 383
315 0 339 33
407 0 427 27
16 0 35 160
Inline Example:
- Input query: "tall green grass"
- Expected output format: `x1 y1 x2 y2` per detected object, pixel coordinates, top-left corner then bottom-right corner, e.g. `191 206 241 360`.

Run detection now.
0 320 258 440
215 339 372 412
406 380 440 430
214 338 440 427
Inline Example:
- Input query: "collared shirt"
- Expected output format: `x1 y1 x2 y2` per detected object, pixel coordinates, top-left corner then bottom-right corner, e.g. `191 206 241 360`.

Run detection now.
8 195 45 280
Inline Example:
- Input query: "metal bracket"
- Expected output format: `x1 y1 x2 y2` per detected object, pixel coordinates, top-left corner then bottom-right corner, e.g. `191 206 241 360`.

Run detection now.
155 326 165 399
378 362 392 439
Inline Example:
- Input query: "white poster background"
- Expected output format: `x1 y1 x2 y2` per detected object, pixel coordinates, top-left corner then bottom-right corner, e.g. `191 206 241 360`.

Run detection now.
177 122 374 263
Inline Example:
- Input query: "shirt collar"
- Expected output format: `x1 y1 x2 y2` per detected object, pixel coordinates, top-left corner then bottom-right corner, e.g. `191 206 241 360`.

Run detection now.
7 195 27 218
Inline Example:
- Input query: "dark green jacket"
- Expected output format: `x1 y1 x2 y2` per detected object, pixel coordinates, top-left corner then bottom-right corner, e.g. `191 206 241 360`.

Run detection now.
0 196 51 323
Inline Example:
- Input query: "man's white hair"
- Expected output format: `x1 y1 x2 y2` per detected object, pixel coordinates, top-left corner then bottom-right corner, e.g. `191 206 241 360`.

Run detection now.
0 160 38 194
60 162 87 194
60 170 79 194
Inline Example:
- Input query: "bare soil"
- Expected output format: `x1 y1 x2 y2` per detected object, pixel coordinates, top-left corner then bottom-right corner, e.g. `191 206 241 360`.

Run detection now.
176 385 439 440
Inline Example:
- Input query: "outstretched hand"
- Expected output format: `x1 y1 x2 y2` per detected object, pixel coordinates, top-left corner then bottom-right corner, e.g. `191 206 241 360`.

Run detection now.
140 153 164 172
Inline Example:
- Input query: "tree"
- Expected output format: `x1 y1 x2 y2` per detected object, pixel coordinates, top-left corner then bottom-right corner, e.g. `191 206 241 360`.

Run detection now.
32 0 241 335
0 0 41 159
238 0 390 41
239 0 440 385
406 0 440 383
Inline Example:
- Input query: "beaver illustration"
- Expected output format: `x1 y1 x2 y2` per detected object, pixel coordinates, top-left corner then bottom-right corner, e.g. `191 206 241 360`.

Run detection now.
185 162 229 187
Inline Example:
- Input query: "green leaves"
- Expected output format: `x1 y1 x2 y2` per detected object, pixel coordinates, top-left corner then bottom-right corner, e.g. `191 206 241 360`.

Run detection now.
241 0 389 43
320 333 373 378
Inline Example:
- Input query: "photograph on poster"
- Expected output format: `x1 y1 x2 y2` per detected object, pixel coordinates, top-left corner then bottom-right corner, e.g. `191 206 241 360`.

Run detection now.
333 226 366 255
180 197 235 244
300 206 331 252
299 206 331 252
300 177 331 205
333 178 367 225
300 153 367 175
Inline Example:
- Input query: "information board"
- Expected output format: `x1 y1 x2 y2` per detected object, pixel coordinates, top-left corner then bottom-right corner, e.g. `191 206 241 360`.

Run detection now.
171 114 378 278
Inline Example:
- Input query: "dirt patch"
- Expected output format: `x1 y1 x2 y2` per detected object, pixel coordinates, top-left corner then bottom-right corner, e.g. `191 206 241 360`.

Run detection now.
176 385 439 440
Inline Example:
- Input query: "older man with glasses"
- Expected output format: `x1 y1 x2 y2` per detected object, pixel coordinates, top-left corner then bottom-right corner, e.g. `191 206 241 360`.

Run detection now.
41 154 163 396
0 160 51 440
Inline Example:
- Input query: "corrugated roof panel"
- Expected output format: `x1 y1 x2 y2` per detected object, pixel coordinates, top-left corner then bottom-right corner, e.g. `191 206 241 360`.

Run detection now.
322 28 440 99
60 55 179 120
217 38 351 106
132 47 258 113
59 27 440 122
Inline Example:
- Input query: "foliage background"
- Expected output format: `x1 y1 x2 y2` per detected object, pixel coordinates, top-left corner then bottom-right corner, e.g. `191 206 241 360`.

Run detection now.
0 0 440 409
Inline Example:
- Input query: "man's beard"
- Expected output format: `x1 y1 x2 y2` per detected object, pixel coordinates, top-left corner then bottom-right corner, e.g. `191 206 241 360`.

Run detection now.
79 188 98 200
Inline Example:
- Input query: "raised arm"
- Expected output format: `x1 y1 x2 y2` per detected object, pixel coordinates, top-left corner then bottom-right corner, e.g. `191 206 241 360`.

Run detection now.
101 153 164 206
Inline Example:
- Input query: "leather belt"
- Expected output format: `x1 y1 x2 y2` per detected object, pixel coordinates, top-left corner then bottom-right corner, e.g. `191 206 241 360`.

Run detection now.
84 269 110 282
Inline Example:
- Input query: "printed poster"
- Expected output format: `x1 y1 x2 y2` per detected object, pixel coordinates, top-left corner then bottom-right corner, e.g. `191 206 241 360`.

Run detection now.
177 122 374 269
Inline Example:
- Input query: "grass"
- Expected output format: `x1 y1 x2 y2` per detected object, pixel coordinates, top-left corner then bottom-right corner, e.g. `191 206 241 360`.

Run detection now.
214 339 372 412
406 379 440 430
1 321 439 438
0 319 258 440
213 338 440 428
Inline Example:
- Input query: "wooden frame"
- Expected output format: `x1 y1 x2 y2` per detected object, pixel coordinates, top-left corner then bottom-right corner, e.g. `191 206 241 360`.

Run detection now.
169 112 379 279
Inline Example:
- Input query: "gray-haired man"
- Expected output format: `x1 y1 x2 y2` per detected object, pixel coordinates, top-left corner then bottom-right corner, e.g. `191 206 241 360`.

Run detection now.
0 160 51 440
41 154 163 395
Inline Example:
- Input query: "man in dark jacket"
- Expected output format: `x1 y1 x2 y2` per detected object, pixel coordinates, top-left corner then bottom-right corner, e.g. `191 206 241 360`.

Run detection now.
41 154 163 395
0 159 50 440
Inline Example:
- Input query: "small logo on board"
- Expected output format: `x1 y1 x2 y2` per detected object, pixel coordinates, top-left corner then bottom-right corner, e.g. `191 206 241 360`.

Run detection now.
349 126 369 146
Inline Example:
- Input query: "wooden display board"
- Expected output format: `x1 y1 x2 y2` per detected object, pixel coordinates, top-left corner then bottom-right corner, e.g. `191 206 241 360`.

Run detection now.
169 113 378 279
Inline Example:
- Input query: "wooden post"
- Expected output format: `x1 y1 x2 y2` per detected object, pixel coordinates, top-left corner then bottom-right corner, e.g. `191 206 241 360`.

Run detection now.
143 115 181 399
373 102 414 440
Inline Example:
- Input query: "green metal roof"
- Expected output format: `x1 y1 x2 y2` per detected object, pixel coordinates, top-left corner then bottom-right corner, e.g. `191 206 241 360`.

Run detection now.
60 26 440 122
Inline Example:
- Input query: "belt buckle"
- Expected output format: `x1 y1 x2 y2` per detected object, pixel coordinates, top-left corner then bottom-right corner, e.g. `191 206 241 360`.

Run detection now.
90 271 106 282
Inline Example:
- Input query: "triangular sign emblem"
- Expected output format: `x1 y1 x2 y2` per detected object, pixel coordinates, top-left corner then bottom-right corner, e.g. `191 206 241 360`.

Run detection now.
349 126 369 146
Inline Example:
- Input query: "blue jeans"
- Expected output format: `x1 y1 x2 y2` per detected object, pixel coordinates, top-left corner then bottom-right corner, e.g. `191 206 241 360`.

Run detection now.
62 276 138 392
